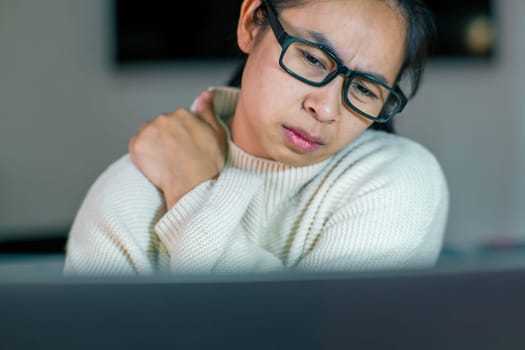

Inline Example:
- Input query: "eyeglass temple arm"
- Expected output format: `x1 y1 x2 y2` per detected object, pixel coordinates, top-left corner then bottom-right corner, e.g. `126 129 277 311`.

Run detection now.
263 0 288 45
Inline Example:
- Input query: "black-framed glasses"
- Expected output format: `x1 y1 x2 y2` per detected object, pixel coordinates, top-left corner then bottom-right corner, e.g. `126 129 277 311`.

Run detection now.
263 0 407 123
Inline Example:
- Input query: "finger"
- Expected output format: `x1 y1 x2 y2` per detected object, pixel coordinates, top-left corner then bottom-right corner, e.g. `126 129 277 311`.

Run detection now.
139 121 149 132
195 90 221 131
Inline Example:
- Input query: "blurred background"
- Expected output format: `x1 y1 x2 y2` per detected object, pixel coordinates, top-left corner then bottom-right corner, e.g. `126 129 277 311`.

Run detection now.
0 0 523 270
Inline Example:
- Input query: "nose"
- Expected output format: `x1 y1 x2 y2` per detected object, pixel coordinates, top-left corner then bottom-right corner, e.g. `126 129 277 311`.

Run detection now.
302 76 343 123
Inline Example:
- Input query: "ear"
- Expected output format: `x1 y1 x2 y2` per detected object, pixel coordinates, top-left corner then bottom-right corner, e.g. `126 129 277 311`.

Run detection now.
237 0 265 54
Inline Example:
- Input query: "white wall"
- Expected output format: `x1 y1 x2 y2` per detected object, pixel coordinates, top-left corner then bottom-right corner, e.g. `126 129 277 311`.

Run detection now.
397 0 525 246
0 0 524 247
512 0 525 243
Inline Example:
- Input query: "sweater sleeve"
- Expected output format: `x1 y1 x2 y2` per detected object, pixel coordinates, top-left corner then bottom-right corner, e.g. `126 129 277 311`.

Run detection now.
295 141 449 272
63 154 167 276
154 167 285 274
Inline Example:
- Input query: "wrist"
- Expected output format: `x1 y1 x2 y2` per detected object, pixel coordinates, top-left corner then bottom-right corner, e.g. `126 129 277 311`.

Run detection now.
163 183 186 210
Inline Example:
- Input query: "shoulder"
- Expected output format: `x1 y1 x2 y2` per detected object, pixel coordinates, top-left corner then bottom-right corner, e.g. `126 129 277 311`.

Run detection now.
82 154 163 209
323 130 449 267
331 129 449 236
314 129 449 222
335 129 448 195
343 129 442 164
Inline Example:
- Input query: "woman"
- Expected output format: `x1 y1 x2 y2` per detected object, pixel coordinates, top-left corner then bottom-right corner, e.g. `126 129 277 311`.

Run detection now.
64 0 449 275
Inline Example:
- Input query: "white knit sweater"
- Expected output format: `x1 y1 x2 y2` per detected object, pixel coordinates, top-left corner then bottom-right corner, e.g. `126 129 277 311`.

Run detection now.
64 87 449 276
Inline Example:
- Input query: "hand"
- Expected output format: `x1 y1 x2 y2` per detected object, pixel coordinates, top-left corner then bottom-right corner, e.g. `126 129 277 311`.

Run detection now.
129 90 227 209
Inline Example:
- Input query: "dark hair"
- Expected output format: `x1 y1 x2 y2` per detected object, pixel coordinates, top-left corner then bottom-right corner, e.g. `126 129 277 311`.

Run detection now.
227 0 436 134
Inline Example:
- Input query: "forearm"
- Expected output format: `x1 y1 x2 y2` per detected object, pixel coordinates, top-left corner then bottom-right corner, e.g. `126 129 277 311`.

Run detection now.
155 167 283 274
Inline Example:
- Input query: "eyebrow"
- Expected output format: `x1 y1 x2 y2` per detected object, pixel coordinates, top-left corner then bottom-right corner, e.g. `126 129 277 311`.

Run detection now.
307 30 390 86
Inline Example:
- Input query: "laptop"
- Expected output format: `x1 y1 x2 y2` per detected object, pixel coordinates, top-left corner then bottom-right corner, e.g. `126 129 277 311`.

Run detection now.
1 263 524 349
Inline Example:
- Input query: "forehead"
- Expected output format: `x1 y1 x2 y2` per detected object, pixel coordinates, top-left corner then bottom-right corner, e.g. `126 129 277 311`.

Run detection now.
278 0 407 84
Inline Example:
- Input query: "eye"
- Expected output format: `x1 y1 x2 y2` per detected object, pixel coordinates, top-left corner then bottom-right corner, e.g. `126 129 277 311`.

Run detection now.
300 49 328 70
350 80 379 99
356 83 373 96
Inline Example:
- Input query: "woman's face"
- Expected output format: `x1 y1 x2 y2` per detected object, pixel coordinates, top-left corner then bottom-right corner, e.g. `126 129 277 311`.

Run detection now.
232 0 407 166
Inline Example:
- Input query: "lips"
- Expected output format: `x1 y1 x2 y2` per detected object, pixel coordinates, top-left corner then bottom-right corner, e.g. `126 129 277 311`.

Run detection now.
283 126 325 153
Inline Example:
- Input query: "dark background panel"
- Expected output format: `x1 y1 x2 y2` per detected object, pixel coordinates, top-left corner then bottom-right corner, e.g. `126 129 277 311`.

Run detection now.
113 0 495 64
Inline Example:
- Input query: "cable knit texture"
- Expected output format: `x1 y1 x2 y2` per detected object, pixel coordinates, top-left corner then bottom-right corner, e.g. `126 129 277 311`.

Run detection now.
64 87 449 276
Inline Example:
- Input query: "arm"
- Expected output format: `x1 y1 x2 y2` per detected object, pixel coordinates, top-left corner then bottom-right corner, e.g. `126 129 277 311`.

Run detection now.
295 143 449 272
154 166 285 274
125 89 284 274
64 155 167 275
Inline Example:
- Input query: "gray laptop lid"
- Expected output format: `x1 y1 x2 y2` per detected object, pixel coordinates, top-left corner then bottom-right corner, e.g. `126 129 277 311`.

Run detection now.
1 265 525 350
